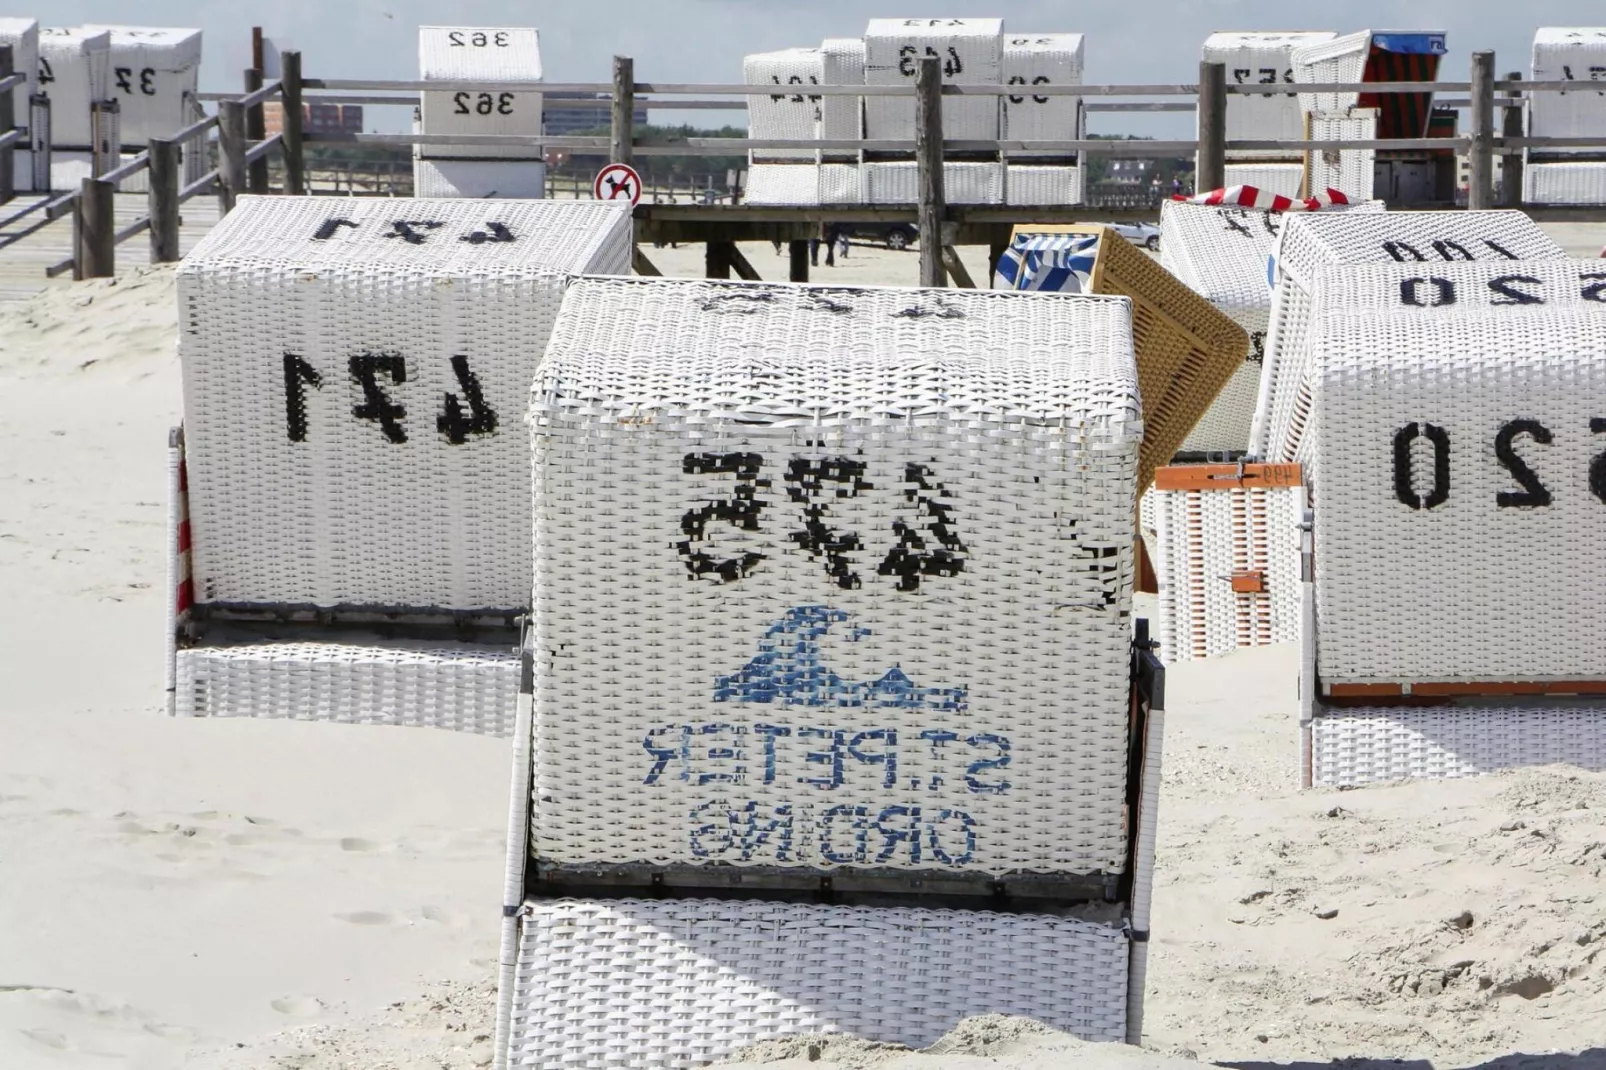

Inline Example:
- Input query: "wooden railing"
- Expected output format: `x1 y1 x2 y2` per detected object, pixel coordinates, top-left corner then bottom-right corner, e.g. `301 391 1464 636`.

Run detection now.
5 44 1605 284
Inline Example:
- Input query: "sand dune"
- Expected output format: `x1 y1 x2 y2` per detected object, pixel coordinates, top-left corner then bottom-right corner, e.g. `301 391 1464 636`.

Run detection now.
1 259 1603 1069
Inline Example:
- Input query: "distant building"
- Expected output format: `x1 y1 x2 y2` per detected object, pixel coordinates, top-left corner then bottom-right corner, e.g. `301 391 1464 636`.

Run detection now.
263 102 365 135
543 92 647 136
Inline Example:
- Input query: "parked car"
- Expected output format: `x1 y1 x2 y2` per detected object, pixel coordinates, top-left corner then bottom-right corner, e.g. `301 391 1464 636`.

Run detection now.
1109 221 1161 251
835 222 920 250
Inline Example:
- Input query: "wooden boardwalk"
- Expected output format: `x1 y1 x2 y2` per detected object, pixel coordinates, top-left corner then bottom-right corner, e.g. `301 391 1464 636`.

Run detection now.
0 193 223 306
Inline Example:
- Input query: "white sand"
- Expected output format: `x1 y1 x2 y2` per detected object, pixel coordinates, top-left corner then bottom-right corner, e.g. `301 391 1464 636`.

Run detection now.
1 248 1604 1069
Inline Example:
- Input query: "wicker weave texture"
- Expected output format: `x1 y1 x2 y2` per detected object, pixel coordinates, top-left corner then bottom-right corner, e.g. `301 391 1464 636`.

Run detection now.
1160 200 1383 455
863 161 1003 204
418 26 542 161
507 897 1130 1068
0 19 40 113
1006 164 1083 206
1305 110 1377 202
820 37 865 160
1252 210 1567 462
412 157 547 199
38 27 110 147
1205 31 1336 158
1222 162 1305 198
1291 31 1370 115
864 18 1002 143
176 641 519 735
1150 482 1302 661
178 195 631 612
77 25 201 146
1524 161 1606 206
1311 705 1606 787
530 278 1141 876
1010 225 1249 488
1530 28 1606 155
1306 262 1606 683
742 163 822 206
1001 34 1083 154
746 48 823 163
821 162 863 204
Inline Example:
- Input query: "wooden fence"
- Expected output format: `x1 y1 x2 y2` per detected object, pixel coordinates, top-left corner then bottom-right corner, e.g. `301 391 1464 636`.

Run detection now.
0 45 1602 283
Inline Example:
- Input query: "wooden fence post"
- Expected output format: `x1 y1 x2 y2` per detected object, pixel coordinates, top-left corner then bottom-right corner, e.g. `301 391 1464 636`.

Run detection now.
789 240 809 283
244 67 270 193
1499 71 1524 208
75 177 115 280
280 50 306 195
1196 61 1226 193
611 56 634 166
916 56 946 288
705 240 733 279
217 99 247 215
148 138 181 263
1468 51 1495 211
0 46 14 205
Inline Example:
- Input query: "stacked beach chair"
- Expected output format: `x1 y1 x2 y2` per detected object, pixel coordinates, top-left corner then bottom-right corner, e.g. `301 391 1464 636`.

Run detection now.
1145 195 1378 662
67 25 202 193
415 25 545 198
1243 209 1606 787
0 18 41 191
167 195 632 734
1524 28 1606 206
36 27 113 185
497 277 1167 1066
1291 31 1449 203
744 18 1084 207
1204 31 1337 199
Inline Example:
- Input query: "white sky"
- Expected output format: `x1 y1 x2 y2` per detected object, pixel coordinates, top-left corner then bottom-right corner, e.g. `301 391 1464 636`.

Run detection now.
29 0 1596 135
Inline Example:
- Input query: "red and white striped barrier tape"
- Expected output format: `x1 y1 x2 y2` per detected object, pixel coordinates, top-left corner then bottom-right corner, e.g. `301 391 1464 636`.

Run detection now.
1173 186 1352 212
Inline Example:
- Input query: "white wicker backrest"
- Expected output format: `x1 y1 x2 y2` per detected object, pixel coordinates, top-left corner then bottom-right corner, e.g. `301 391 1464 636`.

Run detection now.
77 25 201 146
1304 260 1606 684
418 26 542 161
529 278 1142 877
1001 33 1083 157
864 18 1003 142
1161 199 1383 454
1291 30 1370 115
0 19 40 104
177 196 632 613
1203 31 1336 156
1306 109 1376 202
1531 28 1606 155
37 27 111 148
1251 210 1567 462
744 48 823 163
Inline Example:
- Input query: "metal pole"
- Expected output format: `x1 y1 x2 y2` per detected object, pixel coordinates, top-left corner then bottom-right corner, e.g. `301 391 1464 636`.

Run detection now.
611 56 634 165
75 177 115 280
1468 51 1495 211
244 67 269 194
915 56 945 288
280 50 306 195
1499 71 1524 208
0 46 14 204
1196 61 1226 193
217 99 247 215
148 138 181 263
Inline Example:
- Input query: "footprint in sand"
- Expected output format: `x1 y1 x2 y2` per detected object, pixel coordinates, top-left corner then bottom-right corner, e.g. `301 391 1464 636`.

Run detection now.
420 905 468 927
338 837 379 852
334 911 394 926
21 1027 69 1050
269 996 326 1017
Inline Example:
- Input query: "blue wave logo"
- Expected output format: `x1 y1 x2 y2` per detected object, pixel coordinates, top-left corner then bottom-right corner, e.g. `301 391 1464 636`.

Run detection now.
713 606 967 711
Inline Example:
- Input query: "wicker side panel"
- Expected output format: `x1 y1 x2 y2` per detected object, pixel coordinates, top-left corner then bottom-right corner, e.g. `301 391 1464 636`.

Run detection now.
413 158 546 198
38 27 111 147
1306 109 1376 202
176 641 520 735
1001 33 1083 155
1204 31 1337 157
1077 226 1250 488
743 163 821 207
863 18 1003 142
819 37 865 162
507 898 1130 1068
1222 161 1304 198
1525 161 1606 205
1311 705 1606 787
1006 164 1083 206
863 161 1003 204
745 48 824 163
78 25 202 146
